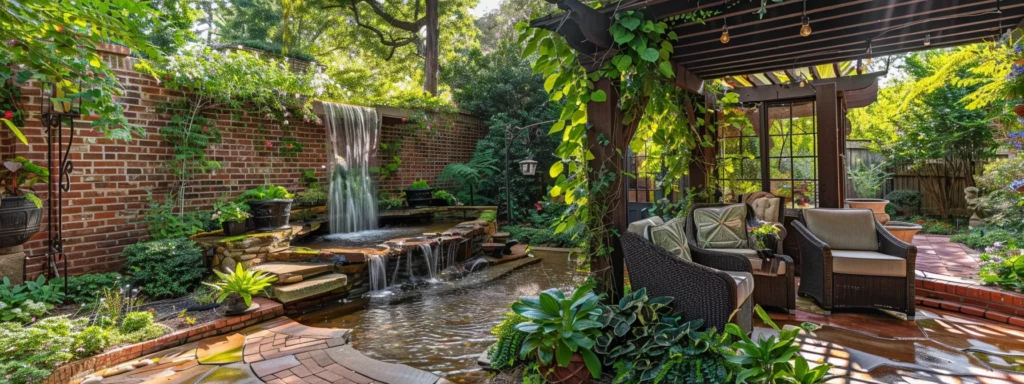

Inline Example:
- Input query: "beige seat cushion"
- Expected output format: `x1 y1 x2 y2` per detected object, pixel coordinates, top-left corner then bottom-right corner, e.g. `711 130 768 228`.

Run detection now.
831 250 907 277
694 204 748 249
628 216 664 239
648 218 691 262
724 271 754 304
714 248 786 275
750 197 781 222
804 209 878 251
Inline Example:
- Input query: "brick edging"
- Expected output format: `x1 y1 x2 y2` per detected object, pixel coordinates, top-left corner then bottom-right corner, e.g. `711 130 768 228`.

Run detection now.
915 276 1024 327
44 298 284 384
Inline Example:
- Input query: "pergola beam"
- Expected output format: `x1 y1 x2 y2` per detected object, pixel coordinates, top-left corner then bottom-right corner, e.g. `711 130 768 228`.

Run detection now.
674 63 704 94
735 72 884 102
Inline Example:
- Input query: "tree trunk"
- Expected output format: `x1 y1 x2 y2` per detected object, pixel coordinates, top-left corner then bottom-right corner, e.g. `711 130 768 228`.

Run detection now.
423 0 439 96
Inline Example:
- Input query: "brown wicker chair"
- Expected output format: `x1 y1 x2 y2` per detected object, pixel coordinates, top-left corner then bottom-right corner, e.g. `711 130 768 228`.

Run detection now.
792 209 916 318
621 232 753 334
685 203 796 314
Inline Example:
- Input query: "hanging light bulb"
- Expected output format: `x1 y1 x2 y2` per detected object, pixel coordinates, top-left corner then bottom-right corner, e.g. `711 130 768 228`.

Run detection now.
720 22 730 44
924 33 932 46
799 0 811 37
798 74 807 88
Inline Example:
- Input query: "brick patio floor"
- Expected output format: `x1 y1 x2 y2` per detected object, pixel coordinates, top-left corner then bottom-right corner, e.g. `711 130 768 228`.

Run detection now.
912 234 982 280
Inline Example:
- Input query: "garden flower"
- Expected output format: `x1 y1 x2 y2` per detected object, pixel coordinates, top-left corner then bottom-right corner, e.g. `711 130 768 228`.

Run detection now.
265 140 273 148
1011 179 1024 191
283 120 289 125
2 111 12 119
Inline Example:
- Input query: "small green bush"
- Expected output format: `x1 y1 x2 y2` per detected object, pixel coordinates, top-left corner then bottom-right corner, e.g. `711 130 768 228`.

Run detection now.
885 190 923 215
951 229 1019 250
120 311 154 334
503 225 581 248
75 325 114 356
235 184 294 202
0 317 94 383
49 272 123 304
294 184 328 206
0 276 63 323
410 179 430 189
123 238 206 298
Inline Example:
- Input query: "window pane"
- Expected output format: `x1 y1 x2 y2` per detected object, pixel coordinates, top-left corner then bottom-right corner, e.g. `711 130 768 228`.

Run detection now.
793 134 816 156
794 157 816 180
768 135 790 157
792 181 817 208
769 157 792 179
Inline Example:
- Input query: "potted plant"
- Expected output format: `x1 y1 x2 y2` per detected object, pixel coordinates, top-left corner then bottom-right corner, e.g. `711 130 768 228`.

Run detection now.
404 179 433 208
213 202 251 236
749 221 781 258
513 282 603 384
204 263 277 315
236 185 294 231
431 189 457 207
0 157 47 248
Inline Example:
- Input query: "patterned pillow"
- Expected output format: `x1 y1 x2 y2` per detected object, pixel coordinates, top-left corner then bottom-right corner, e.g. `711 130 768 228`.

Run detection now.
647 218 691 262
694 204 748 249
627 216 665 240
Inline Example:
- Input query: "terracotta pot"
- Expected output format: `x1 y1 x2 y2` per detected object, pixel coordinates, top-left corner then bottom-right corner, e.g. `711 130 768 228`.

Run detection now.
845 198 890 225
883 220 923 244
541 354 591 384
1015 104 1024 118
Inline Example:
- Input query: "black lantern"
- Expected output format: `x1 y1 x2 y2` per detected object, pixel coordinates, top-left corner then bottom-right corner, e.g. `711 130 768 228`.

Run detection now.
519 158 538 176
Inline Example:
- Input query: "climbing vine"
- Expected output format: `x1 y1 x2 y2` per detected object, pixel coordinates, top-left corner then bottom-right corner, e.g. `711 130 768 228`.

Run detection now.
519 9 723 293
137 47 331 212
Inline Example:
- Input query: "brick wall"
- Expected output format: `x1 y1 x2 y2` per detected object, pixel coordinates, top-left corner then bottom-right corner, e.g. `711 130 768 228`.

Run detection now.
375 112 488 194
2 47 486 281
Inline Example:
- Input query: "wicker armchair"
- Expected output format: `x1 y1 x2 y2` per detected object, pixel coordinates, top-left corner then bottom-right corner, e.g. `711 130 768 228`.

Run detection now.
792 209 916 318
685 203 796 314
621 232 753 334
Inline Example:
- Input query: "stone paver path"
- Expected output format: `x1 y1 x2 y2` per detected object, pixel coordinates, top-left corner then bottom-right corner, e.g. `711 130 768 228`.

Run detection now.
912 234 982 279
77 317 442 384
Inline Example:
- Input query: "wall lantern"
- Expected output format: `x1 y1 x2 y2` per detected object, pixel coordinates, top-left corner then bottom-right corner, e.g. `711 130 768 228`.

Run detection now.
519 158 538 176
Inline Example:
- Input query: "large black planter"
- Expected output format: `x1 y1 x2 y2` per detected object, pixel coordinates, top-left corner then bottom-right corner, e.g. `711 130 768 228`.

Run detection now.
246 199 292 231
404 188 433 208
0 196 42 248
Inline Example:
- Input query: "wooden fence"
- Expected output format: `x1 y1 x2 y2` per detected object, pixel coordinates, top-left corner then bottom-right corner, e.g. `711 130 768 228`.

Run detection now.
845 140 981 217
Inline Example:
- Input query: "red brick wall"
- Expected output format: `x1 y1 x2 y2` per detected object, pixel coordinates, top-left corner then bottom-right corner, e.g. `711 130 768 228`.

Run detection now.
2 48 486 281
375 113 487 194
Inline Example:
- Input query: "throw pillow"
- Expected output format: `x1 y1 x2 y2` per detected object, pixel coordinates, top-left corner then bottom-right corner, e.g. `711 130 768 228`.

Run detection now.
627 216 665 240
647 218 691 261
694 204 748 249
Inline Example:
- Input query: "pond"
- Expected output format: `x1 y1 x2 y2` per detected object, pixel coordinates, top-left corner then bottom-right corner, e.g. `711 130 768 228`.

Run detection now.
294 252 586 382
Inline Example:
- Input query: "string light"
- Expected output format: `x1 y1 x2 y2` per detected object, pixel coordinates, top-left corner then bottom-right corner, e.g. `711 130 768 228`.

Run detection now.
720 20 730 44
799 0 812 37
924 33 931 46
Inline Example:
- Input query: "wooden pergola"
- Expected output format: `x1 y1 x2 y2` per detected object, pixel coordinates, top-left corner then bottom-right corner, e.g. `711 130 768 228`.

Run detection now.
530 0 1024 296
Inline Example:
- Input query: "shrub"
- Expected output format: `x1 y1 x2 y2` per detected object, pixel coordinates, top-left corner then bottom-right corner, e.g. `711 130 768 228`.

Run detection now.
950 229 1019 251
49 272 123 304
294 184 328 206
0 276 64 323
488 312 528 369
0 317 89 383
144 195 215 239
120 311 154 334
123 238 206 298
235 185 294 202
76 325 114 356
503 225 581 248
978 244 1024 292
885 190 923 216
410 179 430 189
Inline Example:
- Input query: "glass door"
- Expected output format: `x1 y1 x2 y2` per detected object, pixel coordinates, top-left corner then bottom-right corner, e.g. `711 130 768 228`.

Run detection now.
764 101 818 208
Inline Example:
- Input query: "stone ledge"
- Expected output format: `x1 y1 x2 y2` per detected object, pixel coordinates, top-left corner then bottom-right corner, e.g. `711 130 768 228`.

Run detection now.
44 298 283 384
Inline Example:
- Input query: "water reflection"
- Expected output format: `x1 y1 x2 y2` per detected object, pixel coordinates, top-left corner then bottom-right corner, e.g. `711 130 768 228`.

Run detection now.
297 253 585 381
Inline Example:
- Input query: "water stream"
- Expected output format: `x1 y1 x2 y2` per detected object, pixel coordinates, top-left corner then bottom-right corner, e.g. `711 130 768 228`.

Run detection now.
324 102 379 233
297 255 586 381
367 254 388 291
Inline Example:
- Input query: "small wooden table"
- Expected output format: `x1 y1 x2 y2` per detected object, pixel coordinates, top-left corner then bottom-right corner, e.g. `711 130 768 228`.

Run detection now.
751 254 796 314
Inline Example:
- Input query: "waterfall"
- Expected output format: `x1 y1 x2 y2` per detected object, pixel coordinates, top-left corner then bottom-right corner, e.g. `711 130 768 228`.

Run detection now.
367 254 388 291
419 244 438 281
324 102 379 233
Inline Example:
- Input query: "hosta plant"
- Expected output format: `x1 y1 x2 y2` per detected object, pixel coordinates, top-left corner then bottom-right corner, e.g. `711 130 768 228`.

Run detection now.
204 264 278 307
595 287 735 383
513 282 604 379
725 306 832 384
0 157 49 208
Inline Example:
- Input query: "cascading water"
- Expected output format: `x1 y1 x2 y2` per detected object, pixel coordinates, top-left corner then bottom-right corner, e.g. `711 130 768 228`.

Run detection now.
367 254 388 291
418 244 439 281
324 102 379 233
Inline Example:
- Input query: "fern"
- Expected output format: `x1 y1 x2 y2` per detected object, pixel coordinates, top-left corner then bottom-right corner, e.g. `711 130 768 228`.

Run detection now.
488 312 528 369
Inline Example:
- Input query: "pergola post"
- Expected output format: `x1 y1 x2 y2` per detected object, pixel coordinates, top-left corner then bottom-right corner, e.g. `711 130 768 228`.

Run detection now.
586 78 632 300
816 82 842 208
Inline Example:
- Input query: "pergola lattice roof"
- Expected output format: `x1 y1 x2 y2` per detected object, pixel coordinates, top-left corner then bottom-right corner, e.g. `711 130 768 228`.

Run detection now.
531 0 1024 82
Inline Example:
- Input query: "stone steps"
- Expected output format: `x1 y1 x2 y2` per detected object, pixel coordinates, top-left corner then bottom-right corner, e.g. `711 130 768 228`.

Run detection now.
272 273 349 303
251 262 336 284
